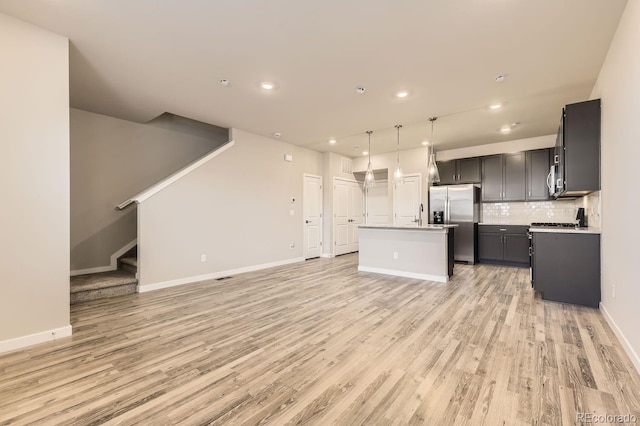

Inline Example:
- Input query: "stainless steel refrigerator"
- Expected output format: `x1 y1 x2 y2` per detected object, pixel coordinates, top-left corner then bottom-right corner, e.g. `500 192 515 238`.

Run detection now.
429 184 480 264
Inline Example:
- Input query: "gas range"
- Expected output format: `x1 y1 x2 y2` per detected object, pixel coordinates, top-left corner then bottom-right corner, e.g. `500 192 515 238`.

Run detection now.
529 222 577 228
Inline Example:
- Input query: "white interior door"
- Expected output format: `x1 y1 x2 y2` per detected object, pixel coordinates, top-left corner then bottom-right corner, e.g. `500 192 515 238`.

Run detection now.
366 181 390 224
349 182 364 252
303 174 322 259
393 174 422 226
334 179 351 255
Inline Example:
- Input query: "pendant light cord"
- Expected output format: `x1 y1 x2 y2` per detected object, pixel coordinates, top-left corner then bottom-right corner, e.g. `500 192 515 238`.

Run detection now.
366 130 373 165
395 124 402 164
429 117 437 158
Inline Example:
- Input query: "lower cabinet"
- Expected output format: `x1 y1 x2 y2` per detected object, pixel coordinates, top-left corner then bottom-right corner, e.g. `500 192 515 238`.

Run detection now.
531 231 600 307
478 225 529 266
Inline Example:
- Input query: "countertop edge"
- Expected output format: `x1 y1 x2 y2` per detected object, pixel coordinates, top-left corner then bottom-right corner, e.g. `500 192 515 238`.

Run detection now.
529 227 601 234
359 224 457 231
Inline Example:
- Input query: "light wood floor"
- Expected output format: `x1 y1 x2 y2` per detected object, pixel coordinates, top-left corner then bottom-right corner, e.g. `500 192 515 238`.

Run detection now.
1 254 640 425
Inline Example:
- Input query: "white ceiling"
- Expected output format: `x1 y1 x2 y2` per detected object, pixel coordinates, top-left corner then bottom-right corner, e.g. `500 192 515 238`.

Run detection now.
0 0 627 157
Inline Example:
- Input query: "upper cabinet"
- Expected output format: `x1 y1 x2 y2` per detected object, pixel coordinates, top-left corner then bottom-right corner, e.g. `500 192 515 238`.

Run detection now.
554 99 601 198
481 153 526 202
526 149 552 201
435 157 481 185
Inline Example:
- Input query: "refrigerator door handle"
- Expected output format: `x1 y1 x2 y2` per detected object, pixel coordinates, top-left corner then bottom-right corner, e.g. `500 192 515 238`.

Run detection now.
445 196 450 223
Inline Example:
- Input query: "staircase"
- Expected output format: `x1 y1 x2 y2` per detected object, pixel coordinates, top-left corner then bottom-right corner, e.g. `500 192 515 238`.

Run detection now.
70 249 138 304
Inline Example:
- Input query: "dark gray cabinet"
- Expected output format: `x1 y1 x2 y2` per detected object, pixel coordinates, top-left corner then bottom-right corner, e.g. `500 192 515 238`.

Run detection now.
503 153 526 201
554 99 601 198
436 160 457 185
458 158 481 183
480 155 503 202
526 149 552 201
436 157 480 185
478 225 529 266
532 231 600 307
481 154 525 202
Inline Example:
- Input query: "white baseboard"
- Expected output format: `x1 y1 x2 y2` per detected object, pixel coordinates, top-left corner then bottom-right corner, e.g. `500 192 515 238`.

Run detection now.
600 302 640 375
358 266 448 283
320 253 335 258
139 257 305 293
71 239 137 276
0 325 72 354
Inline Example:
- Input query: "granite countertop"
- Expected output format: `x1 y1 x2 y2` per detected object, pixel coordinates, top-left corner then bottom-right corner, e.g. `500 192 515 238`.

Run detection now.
359 224 458 231
529 227 601 234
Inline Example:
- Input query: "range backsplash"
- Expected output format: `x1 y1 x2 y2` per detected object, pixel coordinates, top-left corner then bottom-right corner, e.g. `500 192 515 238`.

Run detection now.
482 191 601 228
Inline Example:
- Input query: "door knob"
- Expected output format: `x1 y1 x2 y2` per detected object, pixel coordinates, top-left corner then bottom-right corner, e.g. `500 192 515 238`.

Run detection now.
305 220 310 224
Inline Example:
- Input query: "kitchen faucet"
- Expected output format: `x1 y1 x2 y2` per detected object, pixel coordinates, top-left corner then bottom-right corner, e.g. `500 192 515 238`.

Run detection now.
416 203 423 226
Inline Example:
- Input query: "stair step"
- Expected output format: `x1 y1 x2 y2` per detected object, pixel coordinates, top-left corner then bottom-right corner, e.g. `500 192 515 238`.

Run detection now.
71 270 137 304
119 257 137 274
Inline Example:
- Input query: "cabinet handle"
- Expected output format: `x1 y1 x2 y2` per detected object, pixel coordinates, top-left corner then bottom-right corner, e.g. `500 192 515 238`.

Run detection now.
554 154 559 164
529 247 532 256
499 228 507 231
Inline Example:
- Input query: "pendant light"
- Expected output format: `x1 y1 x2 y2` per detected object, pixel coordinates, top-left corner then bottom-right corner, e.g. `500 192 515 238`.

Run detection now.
427 117 441 183
394 124 403 182
364 130 376 189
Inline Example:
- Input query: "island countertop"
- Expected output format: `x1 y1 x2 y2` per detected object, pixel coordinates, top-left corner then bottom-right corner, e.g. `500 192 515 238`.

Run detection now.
358 224 458 232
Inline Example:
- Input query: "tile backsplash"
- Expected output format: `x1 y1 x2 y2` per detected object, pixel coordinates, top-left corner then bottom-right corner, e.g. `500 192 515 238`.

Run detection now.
481 193 601 227
582 191 601 228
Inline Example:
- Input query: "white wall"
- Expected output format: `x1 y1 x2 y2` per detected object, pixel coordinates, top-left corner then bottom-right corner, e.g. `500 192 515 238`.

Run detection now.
435 135 555 161
71 108 227 272
590 0 640 372
0 13 71 350
137 129 323 290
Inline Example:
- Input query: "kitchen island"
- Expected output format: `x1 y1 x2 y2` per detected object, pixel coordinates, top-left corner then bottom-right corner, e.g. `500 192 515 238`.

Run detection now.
358 224 457 282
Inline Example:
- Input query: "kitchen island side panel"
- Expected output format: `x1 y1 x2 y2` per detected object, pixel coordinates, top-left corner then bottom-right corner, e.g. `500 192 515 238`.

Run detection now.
358 227 449 282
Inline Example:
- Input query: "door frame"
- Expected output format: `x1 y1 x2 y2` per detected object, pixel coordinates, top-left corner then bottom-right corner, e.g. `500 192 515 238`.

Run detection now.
303 173 323 260
333 177 361 256
393 173 422 226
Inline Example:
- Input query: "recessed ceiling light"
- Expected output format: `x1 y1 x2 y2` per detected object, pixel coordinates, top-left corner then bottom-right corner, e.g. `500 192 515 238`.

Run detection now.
219 79 230 86
261 82 274 90
329 138 336 144
489 103 502 110
422 141 429 146
500 126 511 133
495 75 506 83
356 87 366 94
362 151 369 156
396 90 409 98
273 132 281 137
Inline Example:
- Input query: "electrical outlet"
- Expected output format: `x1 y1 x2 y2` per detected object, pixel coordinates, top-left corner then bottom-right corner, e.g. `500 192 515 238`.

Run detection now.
201 254 207 263
393 252 399 260
612 284 616 299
